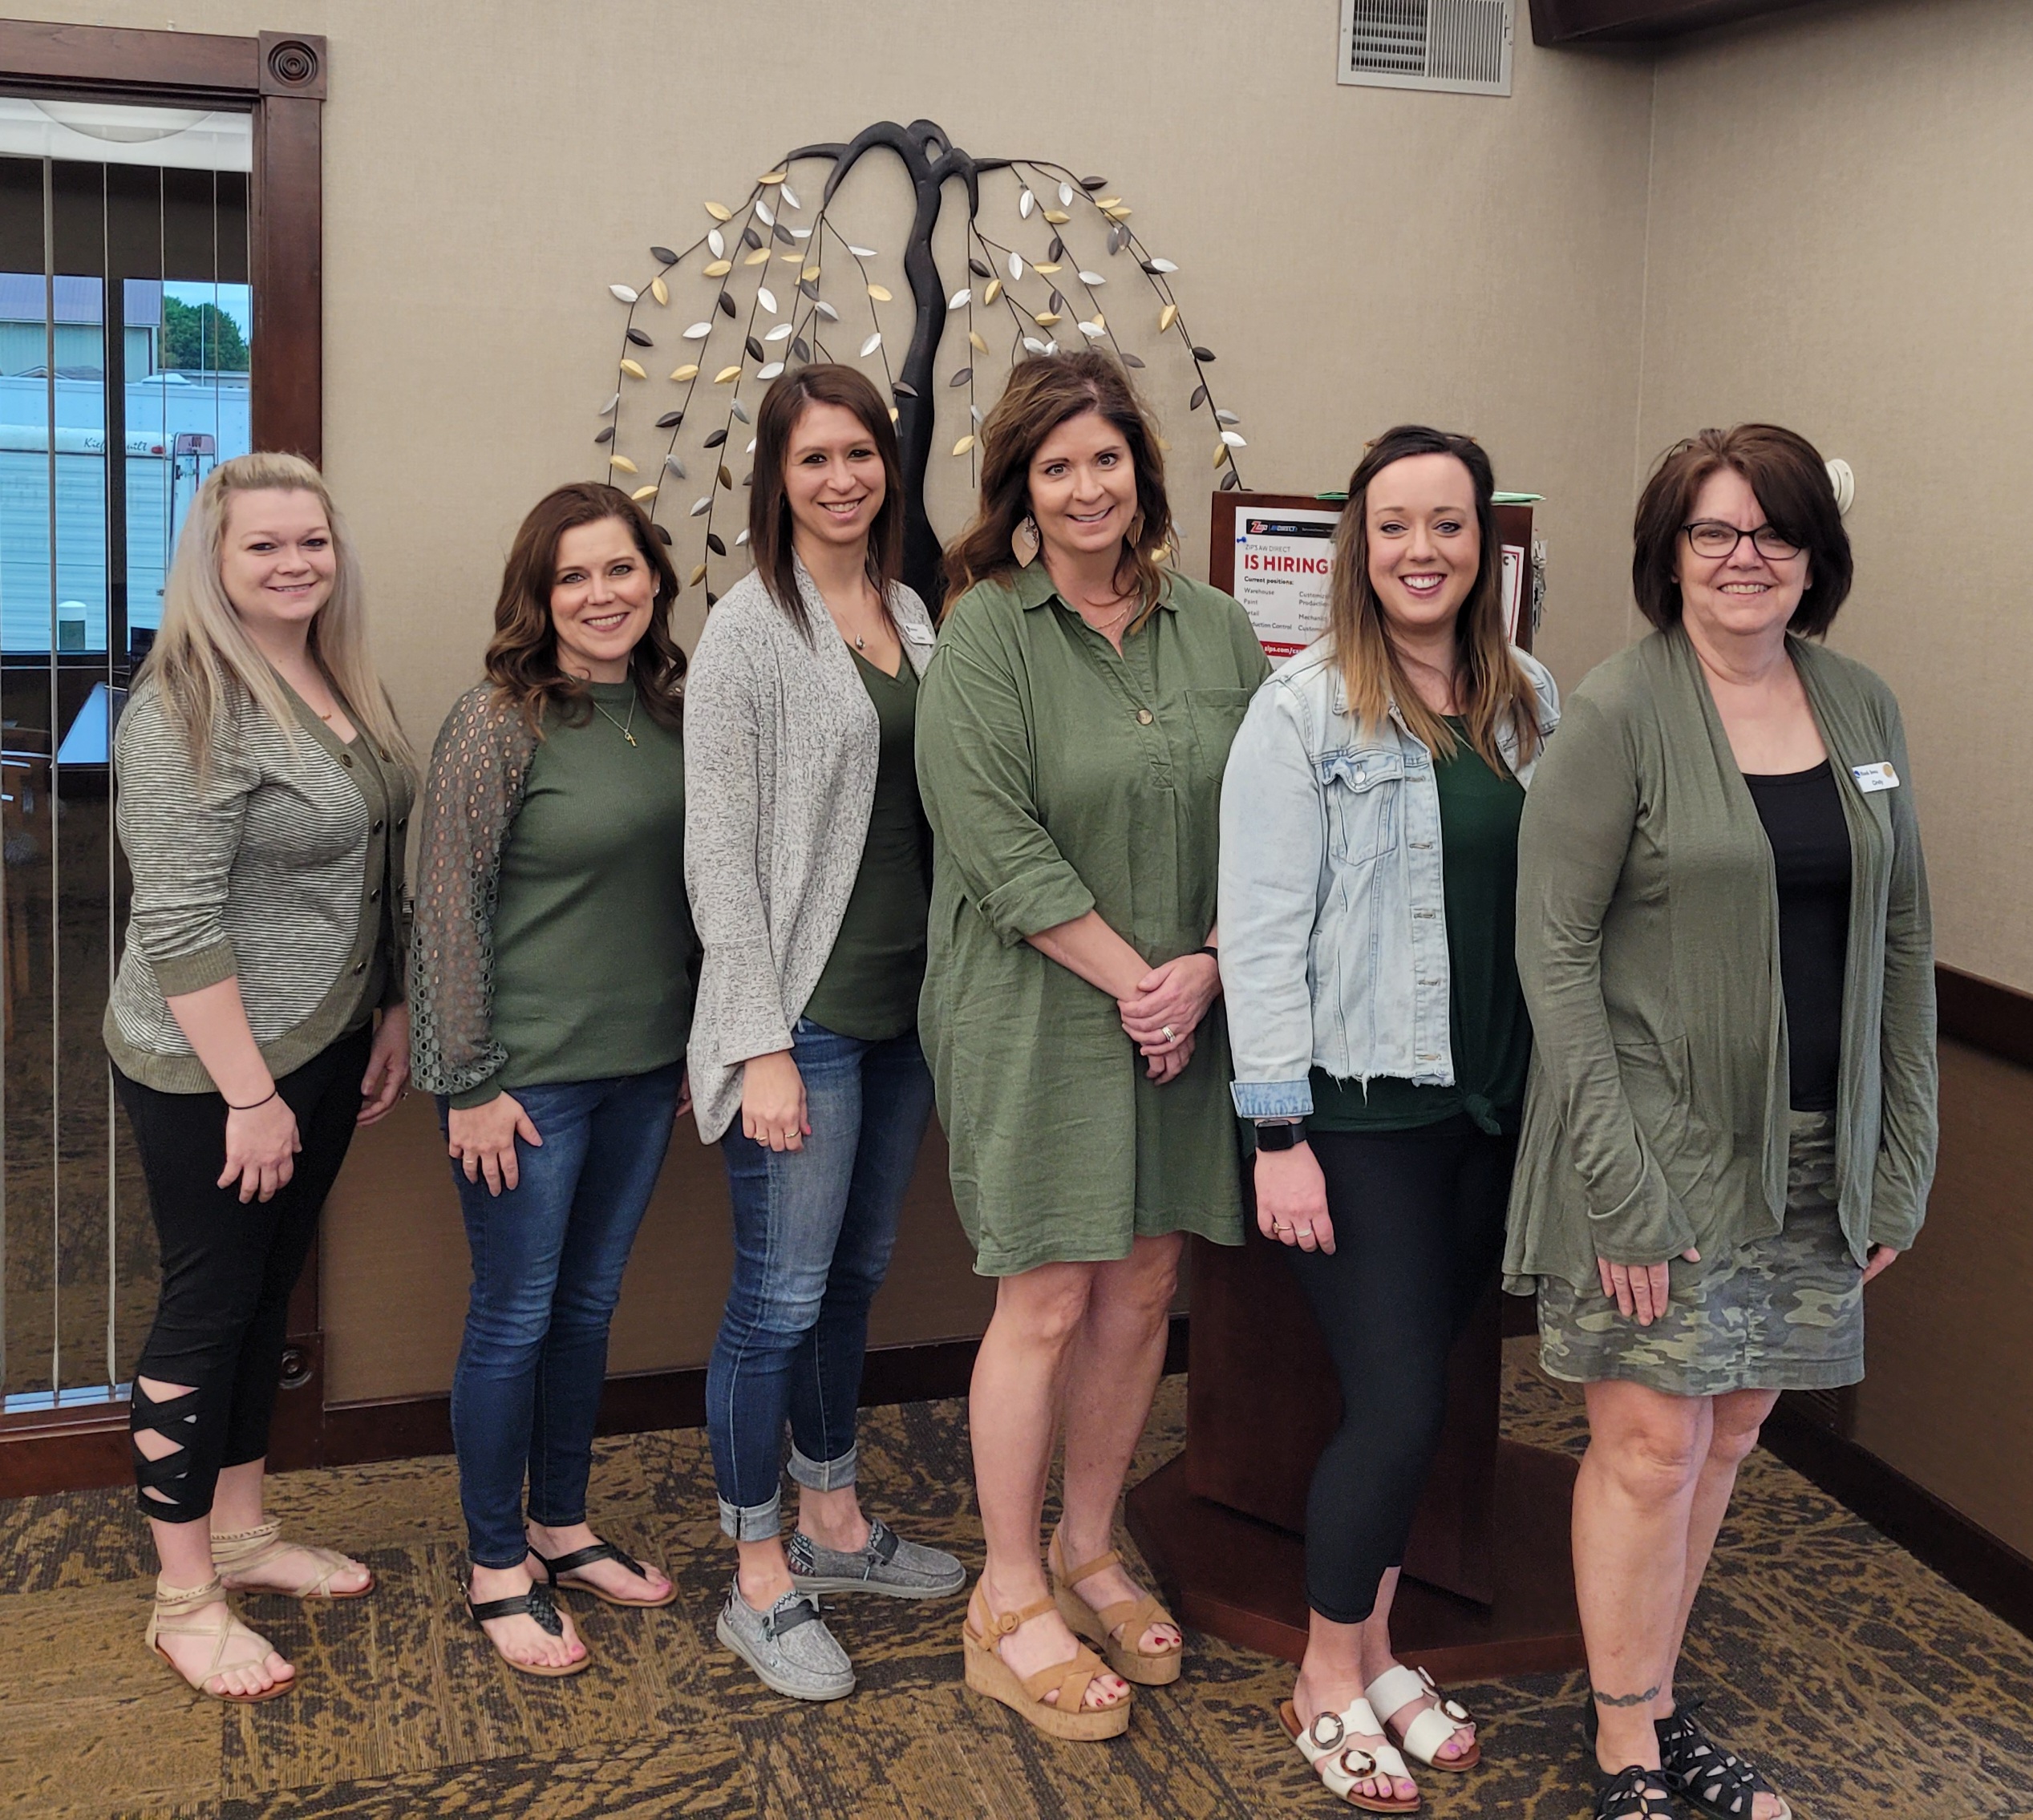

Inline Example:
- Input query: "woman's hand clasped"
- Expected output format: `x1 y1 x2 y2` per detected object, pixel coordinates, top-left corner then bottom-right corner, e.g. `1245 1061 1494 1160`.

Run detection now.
1118 951 1221 1082
356 1004 411 1126
448 1093 541 1196
1596 1248 1703 1325
219 1095 302 1204
741 1050 809 1152
1256 1143 1334 1254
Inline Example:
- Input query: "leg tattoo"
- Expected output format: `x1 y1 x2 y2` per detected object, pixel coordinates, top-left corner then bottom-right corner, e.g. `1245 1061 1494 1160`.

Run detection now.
1591 1685 1662 1708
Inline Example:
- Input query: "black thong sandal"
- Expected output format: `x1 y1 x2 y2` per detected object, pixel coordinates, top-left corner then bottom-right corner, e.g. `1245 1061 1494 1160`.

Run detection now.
1656 1701 1792 1820
528 1536 677 1609
468 1581 590 1677
1596 1765 1678 1820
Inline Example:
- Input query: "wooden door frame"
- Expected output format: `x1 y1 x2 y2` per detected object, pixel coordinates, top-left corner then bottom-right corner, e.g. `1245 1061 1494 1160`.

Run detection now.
0 17 326 1497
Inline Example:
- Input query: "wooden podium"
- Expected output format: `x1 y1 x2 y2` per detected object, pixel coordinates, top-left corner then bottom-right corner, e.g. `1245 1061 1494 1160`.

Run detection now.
1123 491 1585 1677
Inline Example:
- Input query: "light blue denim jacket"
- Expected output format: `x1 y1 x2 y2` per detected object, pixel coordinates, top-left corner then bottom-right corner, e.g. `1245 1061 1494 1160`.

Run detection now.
1218 641 1560 1118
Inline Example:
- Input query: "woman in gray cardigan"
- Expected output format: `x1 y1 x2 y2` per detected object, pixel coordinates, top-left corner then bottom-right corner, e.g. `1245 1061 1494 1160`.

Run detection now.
1510 425 1935 1820
685 365 962 1702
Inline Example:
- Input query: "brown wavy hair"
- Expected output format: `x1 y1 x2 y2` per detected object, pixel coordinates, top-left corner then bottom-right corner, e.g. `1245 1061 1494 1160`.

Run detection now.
485 483 684 734
942 350 1173 628
1325 425 1540 773
1631 423 1852 636
747 363 906 641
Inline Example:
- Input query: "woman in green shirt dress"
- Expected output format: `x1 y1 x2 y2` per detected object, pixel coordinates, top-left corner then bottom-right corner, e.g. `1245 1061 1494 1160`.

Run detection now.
917 352 1270 1738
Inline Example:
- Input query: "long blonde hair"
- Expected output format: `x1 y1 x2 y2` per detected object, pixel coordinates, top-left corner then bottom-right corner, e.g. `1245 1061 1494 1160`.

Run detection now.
140 451 408 774
1326 426 1539 773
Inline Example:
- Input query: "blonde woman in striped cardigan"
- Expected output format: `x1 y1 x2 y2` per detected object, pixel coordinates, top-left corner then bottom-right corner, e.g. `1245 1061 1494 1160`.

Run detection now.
107 453 412 1703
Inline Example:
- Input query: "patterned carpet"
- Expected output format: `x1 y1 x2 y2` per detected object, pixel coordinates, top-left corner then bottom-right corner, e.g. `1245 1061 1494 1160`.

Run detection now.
3 1341 2031 1819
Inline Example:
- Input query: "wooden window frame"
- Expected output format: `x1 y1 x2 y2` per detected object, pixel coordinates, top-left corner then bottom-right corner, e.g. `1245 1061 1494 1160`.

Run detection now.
0 18 325 1496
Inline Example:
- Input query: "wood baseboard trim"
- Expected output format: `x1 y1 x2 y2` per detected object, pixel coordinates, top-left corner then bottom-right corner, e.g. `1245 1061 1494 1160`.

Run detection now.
1936 963 2033 1071
1761 1400 2033 1640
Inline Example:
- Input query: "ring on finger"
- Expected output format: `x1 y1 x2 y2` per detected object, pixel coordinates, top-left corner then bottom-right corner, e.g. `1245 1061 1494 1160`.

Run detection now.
1161 1025 1176 1041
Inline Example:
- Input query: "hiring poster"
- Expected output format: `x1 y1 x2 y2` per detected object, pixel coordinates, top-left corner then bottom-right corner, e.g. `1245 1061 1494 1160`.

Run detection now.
1233 507 1341 663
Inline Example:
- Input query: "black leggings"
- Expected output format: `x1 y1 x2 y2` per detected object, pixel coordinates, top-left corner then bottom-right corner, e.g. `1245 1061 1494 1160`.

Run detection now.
116 1025 372 1523
1285 1121 1514 1624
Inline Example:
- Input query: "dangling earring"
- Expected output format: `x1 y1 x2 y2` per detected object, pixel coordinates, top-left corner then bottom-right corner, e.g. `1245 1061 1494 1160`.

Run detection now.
1012 515 1042 568
1128 509 1147 548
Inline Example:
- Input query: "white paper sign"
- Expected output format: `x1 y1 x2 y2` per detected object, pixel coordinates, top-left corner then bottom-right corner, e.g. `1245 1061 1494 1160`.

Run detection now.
1501 544 1525 641
1234 508 1341 661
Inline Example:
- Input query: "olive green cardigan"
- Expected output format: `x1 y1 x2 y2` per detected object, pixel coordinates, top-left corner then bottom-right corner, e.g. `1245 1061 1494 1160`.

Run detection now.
1504 626 1936 1292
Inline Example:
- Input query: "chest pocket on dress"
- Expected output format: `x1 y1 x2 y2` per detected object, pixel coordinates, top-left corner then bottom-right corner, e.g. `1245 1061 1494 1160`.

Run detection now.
1319 750 1403 865
1185 687 1256 783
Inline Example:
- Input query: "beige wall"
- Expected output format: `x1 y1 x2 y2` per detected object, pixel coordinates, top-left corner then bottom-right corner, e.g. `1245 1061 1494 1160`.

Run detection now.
1640 0 2033 992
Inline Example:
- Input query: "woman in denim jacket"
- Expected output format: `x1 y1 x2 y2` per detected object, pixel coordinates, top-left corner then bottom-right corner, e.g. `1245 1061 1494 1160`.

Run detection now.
1220 427 1558 1813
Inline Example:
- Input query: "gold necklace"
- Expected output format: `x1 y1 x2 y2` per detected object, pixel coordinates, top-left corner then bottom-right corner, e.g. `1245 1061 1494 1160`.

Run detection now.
589 690 639 747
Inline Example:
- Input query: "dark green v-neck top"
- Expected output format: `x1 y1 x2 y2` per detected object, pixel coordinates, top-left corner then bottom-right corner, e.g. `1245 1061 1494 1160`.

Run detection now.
1310 716 1530 1135
801 648 931 1041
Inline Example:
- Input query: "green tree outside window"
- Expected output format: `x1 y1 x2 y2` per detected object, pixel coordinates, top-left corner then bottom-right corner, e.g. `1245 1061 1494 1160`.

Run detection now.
161 296 249 372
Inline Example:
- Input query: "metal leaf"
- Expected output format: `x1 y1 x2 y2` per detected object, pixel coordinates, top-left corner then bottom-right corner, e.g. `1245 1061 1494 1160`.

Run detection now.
593 425 615 445
970 404 983 424
793 336 812 361
665 454 687 477
1189 385 1208 409
690 559 708 580
1009 253 1023 281
1221 430 1247 447
756 199 776 227
800 278 820 300
619 358 647 379
657 409 684 429
653 244 680 265
714 366 741 384
1193 345 1216 362
1023 336 1047 354
1107 226 1127 254
860 331 883 356
1043 208 1070 224
969 256 992 279
1047 289 1064 310
742 226 763 249
1078 271 1104 286
983 277 1002 305
609 283 639 304
704 259 732 277
598 391 620 415
1213 443 1229 468
848 244 877 257
1120 351 1144 369
626 328 653 347
970 330 989 353
950 366 973 386
1058 182 1074 205
780 183 801 209
773 222 796 245
814 300 840 322
953 434 975 455
756 361 785 380
789 226 812 240
765 322 794 342
1045 339 1059 354
1034 311 1061 326
707 229 725 258
610 454 639 474
632 483 658 502
1082 175 1107 190
1215 409 1241 425
670 362 700 382
735 528 751 547
1148 257 1178 273
1156 304 1177 332
1221 470 1241 491
1095 196 1121 208
747 437 758 452
1077 320 1105 339
757 166 788 183
1019 188 1035 218
746 336 765 362
654 524 673 547
707 532 727 556
743 249 770 265
867 283 892 302
719 464 734 488
684 321 712 339
718 292 738 318
1048 235 1064 260
707 589 720 605
705 201 732 221
690 496 711 517
757 285 778 313
893 380 919 398
650 276 669 305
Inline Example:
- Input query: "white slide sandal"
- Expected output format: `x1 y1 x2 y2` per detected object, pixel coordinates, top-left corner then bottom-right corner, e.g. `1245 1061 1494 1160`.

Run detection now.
1365 1662 1481 1772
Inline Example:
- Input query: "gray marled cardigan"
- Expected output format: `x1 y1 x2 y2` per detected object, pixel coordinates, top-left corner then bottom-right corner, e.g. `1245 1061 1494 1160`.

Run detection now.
683 558 934 1142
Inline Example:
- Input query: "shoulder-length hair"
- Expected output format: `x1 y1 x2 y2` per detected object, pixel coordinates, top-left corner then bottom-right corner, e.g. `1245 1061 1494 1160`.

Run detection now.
747 363 905 640
1631 423 1852 636
140 451 408 777
942 350 1173 629
485 483 684 734
1326 425 1541 773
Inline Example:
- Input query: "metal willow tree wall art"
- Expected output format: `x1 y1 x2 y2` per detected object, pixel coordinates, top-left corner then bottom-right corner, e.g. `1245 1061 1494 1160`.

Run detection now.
596 118 1249 605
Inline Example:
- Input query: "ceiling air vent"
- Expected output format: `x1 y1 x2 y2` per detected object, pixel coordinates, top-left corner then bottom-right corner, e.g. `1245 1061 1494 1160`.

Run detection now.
1338 0 1514 96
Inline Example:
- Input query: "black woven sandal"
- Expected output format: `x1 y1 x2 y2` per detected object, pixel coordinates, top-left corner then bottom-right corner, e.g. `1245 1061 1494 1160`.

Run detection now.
1596 1765 1678 1819
1656 1701 1792 1820
528 1535 677 1609
468 1581 590 1677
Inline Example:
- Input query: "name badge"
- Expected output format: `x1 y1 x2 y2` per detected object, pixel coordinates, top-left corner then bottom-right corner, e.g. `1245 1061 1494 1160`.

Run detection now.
902 622 935 645
1851 761 1900 793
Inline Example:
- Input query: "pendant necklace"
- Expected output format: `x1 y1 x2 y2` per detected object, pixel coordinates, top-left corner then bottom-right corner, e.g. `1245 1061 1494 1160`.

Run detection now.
591 690 639 747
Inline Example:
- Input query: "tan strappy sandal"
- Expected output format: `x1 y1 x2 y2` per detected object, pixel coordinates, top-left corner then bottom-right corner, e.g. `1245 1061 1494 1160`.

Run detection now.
145 1576 295 1703
213 1519 375 1599
1048 1529 1183 1686
962 1581 1132 1741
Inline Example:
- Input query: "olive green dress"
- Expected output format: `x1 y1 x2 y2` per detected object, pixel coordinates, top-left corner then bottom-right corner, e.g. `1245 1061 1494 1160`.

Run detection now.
915 563 1271 1276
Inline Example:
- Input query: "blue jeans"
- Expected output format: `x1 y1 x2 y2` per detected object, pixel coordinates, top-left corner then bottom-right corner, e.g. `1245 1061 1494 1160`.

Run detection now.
706 1019 934 1541
445 1062 681 1568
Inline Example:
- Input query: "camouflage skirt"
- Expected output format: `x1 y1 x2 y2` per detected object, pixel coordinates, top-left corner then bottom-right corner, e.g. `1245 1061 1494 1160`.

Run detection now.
1537 1111 1865 1397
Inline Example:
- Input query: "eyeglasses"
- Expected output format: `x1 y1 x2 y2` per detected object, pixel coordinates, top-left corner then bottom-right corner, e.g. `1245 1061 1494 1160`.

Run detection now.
1681 520 1803 561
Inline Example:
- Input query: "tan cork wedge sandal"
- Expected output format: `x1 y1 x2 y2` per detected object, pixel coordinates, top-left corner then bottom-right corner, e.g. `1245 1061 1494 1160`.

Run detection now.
962 1582 1132 1741
213 1519 375 1600
146 1576 295 1704
1048 1529 1183 1686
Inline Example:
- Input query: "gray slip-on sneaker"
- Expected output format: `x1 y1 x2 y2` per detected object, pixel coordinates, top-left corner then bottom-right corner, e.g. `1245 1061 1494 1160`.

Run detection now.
786 1515 966 1600
715 1580 855 1701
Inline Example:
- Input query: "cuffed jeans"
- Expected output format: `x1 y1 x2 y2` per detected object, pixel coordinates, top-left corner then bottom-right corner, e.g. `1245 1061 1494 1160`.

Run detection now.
706 1019 933 1541
445 1062 680 1569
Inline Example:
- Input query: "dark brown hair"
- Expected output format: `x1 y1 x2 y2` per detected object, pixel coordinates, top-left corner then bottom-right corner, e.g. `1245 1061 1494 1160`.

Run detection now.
1326 426 1541 772
1632 423 1852 635
485 483 685 733
747 363 905 639
942 350 1173 627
